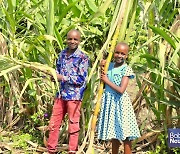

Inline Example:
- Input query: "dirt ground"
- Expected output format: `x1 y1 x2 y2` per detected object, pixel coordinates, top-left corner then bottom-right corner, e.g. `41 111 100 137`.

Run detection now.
126 78 139 101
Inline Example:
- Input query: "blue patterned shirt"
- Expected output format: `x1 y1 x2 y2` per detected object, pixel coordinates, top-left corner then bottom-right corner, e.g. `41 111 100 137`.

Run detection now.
56 48 89 100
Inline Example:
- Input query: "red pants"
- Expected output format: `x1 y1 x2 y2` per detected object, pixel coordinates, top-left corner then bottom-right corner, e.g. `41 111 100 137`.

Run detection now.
47 98 82 153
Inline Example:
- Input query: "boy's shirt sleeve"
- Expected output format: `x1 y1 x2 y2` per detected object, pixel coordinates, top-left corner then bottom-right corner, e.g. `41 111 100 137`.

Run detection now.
56 53 61 74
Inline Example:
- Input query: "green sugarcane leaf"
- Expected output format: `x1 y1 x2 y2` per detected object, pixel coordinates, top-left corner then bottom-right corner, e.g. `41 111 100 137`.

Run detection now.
47 0 54 35
85 0 97 13
0 65 22 76
144 96 180 107
90 0 113 20
168 42 180 66
140 54 160 63
149 25 176 49
19 78 42 100
56 0 81 28
54 26 64 50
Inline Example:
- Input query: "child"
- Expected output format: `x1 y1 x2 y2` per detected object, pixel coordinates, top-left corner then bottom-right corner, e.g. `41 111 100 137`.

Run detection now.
97 42 140 154
47 29 89 154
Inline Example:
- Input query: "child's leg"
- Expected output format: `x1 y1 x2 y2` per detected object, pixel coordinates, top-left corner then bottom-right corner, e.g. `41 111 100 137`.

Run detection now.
123 139 132 154
112 139 120 154
47 98 66 153
67 100 82 152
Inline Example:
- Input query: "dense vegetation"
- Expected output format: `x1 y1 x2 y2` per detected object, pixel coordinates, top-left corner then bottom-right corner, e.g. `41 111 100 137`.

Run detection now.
0 0 179 153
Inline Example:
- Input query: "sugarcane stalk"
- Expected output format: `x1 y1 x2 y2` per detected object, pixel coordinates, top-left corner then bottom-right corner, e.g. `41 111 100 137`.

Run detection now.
86 0 129 153
87 0 122 83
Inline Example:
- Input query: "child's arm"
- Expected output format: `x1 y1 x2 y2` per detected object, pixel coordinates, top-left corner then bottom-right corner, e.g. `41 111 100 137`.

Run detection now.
56 57 89 85
55 53 63 81
55 53 89 85
50 73 63 82
101 71 129 94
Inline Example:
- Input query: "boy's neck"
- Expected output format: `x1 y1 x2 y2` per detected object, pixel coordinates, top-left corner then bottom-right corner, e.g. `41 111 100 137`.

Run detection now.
67 48 77 56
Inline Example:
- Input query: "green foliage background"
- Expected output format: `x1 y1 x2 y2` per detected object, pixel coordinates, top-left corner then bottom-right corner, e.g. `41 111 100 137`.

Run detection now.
0 0 179 153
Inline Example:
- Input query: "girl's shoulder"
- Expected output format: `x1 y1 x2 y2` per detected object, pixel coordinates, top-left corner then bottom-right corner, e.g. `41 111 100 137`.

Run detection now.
124 64 135 79
112 64 135 79
108 62 114 70
125 64 132 70
109 62 114 67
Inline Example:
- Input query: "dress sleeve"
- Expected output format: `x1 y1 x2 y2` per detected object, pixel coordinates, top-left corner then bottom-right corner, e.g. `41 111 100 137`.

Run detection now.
124 66 135 79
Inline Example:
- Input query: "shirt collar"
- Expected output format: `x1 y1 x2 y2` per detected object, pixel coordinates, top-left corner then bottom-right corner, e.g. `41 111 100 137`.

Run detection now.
62 48 81 58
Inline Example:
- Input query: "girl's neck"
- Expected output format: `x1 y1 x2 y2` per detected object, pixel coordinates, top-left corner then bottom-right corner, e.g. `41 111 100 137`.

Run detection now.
114 62 125 68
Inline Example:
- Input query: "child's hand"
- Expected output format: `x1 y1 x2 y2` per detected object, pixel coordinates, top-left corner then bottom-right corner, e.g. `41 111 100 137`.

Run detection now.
100 70 109 83
56 74 63 81
100 60 106 68
51 73 63 82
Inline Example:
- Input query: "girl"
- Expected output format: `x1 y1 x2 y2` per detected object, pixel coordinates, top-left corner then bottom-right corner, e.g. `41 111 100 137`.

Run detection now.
97 42 140 154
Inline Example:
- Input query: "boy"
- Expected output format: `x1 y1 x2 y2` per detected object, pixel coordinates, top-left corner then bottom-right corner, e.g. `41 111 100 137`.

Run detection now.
47 29 89 154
